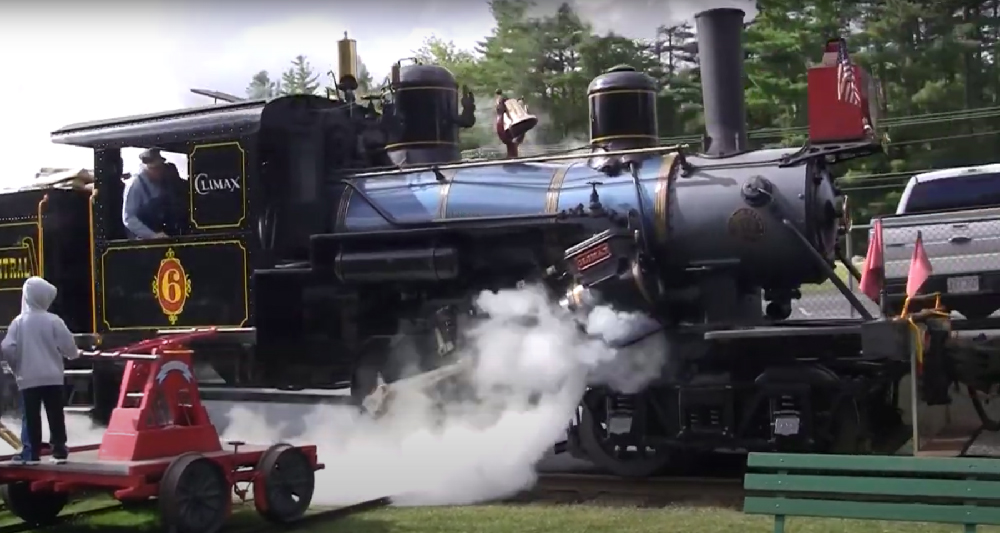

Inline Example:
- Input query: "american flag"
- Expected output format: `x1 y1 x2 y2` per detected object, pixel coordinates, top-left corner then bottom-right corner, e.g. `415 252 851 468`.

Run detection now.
836 38 861 107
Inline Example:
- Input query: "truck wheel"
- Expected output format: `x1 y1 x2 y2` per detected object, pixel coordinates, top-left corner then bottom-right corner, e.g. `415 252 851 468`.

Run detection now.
577 400 672 478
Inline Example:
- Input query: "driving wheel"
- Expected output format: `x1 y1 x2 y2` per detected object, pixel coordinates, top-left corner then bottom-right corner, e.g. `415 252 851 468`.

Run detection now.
577 398 672 478
159 453 230 533
254 443 316 524
1 481 68 527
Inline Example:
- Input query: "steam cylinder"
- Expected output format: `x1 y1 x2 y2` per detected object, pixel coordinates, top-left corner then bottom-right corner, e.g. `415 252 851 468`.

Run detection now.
387 65 461 166
587 65 658 151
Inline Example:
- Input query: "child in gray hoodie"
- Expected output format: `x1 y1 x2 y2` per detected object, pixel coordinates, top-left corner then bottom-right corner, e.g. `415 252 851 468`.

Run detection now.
0 277 80 464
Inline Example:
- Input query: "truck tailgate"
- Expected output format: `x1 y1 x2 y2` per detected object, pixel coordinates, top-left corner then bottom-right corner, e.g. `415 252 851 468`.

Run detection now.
881 207 1000 280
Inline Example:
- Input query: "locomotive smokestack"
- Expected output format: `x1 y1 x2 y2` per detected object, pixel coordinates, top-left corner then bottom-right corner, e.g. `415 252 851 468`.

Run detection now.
695 8 748 157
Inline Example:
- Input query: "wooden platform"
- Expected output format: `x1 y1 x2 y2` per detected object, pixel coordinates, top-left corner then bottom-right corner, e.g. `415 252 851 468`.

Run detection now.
0 444 270 476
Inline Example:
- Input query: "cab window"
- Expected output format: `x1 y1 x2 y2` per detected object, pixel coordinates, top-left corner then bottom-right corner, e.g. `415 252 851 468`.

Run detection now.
898 172 1000 214
107 147 189 242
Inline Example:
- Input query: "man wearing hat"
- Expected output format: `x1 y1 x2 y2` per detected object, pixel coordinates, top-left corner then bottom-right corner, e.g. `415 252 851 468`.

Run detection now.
122 149 181 239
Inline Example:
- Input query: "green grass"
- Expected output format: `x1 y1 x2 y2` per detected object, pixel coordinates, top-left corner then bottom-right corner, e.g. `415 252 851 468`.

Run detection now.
29 503 1000 533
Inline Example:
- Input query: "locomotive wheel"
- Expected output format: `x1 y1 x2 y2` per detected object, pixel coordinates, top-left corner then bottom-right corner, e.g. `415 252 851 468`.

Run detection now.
254 443 316 523
1 481 68 527
577 401 672 478
159 453 230 533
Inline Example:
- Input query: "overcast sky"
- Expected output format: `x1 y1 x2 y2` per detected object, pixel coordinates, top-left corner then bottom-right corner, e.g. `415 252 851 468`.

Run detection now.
0 0 755 185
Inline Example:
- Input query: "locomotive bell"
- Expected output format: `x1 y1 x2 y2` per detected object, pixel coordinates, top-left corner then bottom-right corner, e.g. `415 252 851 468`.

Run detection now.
495 90 538 144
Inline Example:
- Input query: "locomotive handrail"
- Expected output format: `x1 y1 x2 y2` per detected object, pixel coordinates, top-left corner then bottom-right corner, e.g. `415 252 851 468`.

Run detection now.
74 328 221 361
79 350 159 361
345 144 686 178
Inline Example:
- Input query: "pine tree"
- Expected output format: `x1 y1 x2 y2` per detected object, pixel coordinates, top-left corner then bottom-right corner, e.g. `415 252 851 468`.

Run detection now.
280 55 321 95
246 70 280 99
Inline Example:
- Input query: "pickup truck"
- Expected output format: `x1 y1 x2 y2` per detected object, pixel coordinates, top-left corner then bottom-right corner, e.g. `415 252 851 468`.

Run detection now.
880 164 1000 319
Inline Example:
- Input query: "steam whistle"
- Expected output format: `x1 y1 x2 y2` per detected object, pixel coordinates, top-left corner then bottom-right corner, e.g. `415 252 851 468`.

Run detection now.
495 89 539 158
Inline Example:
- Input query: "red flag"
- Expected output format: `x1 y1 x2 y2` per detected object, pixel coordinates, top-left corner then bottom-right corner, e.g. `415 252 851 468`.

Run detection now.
906 231 933 298
859 218 884 302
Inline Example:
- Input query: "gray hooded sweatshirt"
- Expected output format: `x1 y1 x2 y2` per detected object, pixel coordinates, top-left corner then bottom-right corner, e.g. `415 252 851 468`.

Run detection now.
0 277 79 390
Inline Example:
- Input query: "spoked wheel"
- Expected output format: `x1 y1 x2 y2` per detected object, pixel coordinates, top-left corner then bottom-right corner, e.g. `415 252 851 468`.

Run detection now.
159 453 230 533
254 443 316 524
1 481 68 527
577 398 672 478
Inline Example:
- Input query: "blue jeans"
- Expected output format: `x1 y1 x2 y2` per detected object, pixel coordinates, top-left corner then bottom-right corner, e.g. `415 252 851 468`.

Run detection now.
18 392 30 460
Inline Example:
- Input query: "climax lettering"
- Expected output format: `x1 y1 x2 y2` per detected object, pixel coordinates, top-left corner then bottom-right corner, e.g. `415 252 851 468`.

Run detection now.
193 173 241 195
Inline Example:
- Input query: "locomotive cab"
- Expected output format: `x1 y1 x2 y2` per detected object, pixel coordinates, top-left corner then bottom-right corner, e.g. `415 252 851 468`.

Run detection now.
45 94 386 393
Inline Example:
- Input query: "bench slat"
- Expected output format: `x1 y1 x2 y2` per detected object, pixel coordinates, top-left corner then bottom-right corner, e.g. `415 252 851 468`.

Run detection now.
745 473 1000 499
747 453 1000 475
745 497 1000 525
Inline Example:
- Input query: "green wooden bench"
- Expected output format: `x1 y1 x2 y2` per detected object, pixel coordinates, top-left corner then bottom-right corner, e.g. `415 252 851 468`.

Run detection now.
744 452 1000 532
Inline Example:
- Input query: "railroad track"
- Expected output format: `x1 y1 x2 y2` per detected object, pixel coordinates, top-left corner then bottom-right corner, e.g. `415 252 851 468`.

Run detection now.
231 497 393 533
511 473 745 509
0 500 132 533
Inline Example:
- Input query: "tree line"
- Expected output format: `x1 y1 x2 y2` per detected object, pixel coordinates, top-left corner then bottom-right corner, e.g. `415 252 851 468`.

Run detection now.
245 0 1000 222
245 55 375 100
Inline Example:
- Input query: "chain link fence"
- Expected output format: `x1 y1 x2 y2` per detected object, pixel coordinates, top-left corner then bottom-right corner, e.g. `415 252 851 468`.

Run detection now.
778 224 880 320
785 222 1000 321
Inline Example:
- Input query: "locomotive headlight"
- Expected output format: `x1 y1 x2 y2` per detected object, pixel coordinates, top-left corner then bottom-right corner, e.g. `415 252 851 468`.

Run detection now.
560 228 664 315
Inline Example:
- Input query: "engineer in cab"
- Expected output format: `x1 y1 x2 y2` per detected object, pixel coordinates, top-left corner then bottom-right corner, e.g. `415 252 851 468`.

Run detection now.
122 149 186 240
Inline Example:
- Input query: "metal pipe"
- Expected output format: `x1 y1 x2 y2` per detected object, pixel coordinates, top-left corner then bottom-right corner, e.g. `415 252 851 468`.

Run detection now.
80 350 159 360
837 246 862 282
781 219 873 320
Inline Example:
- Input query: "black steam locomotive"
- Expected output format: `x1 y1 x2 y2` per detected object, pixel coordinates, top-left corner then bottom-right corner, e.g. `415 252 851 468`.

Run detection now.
0 8 902 476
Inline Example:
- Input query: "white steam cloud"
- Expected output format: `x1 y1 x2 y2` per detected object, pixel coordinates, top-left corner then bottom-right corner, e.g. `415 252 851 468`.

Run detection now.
528 0 759 40
0 413 108 455
220 285 666 507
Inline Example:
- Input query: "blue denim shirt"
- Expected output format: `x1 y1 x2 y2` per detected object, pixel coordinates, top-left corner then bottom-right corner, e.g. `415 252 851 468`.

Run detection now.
122 170 167 239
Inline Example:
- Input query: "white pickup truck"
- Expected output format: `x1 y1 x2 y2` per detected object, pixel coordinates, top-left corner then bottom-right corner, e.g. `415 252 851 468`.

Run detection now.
880 163 1000 319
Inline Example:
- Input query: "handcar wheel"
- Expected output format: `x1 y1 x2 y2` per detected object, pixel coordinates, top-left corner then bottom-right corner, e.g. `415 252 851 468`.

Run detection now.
254 443 316 524
1 481 68 526
159 453 230 533
577 400 672 478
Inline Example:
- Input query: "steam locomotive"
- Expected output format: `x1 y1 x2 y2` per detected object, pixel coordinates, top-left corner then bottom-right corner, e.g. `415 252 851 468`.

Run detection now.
0 8 902 476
